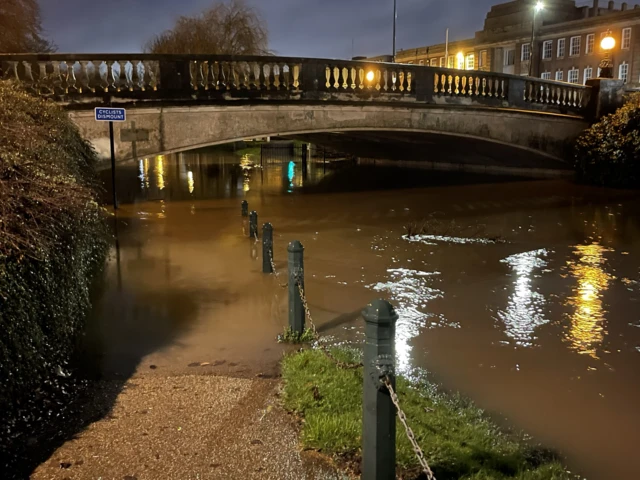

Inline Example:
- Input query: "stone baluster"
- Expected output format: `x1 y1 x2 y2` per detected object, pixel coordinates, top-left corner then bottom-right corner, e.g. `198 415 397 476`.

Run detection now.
391 70 398 91
454 75 460 95
292 64 300 90
340 67 347 89
211 61 221 90
2 61 19 81
434 73 440 93
189 61 198 90
242 62 250 89
273 63 281 89
105 61 117 92
447 74 453 94
255 62 264 90
324 66 331 89
130 60 142 91
36 61 50 94
461 76 467 95
350 67 356 90
66 61 78 93
77 61 90 93
333 66 340 89
92 61 105 92
21 61 35 91
375 69 382 91
263 63 272 90
231 62 240 90
283 64 290 90
219 62 228 90
51 61 63 93
399 71 405 92
144 60 159 91
407 71 412 92
358 68 364 90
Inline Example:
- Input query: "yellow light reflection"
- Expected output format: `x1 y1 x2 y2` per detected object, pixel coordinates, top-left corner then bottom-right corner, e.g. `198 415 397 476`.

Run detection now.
187 170 194 194
155 155 165 190
143 158 149 189
566 244 613 358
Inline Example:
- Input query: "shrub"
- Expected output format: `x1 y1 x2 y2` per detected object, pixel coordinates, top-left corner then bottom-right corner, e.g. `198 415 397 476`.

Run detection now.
575 93 640 187
0 81 109 451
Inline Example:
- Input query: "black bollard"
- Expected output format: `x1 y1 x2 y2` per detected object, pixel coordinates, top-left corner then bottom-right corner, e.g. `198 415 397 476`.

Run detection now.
362 299 398 480
241 200 248 217
249 211 258 238
262 223 273 273
287 240 305 334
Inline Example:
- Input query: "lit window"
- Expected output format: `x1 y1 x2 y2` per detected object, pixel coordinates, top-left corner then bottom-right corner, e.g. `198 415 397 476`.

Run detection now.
542 40 553 59
504 49 515 66
541 72 551 80
622 28 631 49
570 36 581 56
439 57 445 67
431 58 438 67
479 50 488 68
466 54 475 70
568 68 579 84
556 70 564 81
584 67 593 84
557 38 566 58
521 43 531 61
619 62 629 83
456 53 465 70
586 34 595 54
448 56 455 68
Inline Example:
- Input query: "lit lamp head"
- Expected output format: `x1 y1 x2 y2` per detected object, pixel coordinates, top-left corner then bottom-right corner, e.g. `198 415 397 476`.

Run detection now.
366 70 375 83
535 1 544 13
599 32 615 79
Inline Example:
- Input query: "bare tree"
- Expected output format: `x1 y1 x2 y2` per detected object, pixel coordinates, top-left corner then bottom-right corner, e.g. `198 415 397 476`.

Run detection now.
144 0 269 55
0 0 55 53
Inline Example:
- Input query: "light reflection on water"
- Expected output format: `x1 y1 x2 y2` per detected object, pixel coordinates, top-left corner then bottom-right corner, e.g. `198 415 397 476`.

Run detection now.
565 244 613 358
369 268 445 373
496 249 549 347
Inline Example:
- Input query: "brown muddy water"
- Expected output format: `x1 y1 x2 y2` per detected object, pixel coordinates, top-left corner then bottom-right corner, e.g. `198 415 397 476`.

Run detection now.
96 149 640 480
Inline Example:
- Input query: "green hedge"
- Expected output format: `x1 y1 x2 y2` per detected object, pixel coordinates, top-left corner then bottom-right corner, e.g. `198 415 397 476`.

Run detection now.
0 82 109 443
575 93 640 187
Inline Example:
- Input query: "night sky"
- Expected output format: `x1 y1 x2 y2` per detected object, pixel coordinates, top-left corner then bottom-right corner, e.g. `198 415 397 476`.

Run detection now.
40 0 500 58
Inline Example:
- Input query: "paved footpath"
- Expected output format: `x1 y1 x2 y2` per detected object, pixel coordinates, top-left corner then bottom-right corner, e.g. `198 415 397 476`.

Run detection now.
31 372 342 480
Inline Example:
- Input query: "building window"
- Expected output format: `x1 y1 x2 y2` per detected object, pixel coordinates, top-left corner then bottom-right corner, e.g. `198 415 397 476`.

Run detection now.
456 54 465 70
557 38 566 58
466 54 475 70
622 28 631 49
419 60 425 66
542 40 553 59
479 50 488 68
568 68 579 84
448 55 455 68
619 62 629 83
439 57 445 67
556 70 564 81
521 43 531 61
570 36 581 56
584 66 593 84
504 49 515 66
541 72 551 80
586 34 595 54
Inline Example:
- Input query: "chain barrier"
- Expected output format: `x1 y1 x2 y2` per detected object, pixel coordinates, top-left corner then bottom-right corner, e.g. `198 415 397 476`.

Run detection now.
383 375 436 480
296 280 363 370
268 251 288 288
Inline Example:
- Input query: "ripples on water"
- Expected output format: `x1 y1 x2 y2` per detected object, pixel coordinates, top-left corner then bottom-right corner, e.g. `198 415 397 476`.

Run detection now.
496 249 549 347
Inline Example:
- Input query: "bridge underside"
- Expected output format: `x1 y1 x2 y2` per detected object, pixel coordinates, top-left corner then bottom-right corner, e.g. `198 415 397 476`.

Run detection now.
69 103 588 173
286 131 573 174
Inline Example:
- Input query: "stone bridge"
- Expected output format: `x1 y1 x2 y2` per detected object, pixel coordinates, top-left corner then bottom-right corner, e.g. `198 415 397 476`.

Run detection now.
0 54 597 172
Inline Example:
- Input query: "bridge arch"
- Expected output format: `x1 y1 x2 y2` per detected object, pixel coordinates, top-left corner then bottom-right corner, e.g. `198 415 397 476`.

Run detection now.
69 103 588 168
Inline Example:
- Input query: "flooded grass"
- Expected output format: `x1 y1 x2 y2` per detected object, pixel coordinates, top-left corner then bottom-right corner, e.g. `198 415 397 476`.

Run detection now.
277 326 318 344
281 349 574 480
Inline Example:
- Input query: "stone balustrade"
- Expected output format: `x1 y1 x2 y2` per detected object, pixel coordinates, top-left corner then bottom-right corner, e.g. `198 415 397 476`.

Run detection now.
0 54 590 116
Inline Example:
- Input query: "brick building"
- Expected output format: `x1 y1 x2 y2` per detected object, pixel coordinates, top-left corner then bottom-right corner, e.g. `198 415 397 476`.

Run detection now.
366 0 640 85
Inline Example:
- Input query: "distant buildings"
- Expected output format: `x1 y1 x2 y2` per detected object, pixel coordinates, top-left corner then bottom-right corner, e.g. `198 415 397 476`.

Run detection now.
365 0 640 85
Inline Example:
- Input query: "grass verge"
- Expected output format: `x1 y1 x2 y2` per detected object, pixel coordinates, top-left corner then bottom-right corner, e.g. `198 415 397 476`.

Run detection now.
277 326 318 344
282 348 575 480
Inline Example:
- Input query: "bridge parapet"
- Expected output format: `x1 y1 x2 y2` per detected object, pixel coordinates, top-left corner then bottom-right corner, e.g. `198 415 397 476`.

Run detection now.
0 54 590 116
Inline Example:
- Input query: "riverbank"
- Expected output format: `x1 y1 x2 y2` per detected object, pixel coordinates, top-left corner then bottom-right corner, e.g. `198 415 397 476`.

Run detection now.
282 348 573 480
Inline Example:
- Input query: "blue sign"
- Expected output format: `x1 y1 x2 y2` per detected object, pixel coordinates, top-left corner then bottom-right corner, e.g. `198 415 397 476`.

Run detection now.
95 107 126 122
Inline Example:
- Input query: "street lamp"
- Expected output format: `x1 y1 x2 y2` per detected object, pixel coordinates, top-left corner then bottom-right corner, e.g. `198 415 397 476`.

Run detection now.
392 0 397 62
599 31 615 78
529 1 544 76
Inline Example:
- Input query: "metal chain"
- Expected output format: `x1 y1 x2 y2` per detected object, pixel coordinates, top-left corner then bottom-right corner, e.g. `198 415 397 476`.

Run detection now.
383 376 436 480
268 250 288 288
296 281 317 334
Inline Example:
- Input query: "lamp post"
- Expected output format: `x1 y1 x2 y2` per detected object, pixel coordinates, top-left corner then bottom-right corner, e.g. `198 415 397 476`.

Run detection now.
529 1 544 77
599 31 615 78
392 0 397 62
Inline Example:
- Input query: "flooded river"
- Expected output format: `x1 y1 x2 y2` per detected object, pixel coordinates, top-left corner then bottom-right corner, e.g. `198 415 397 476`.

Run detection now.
97 148 640 479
